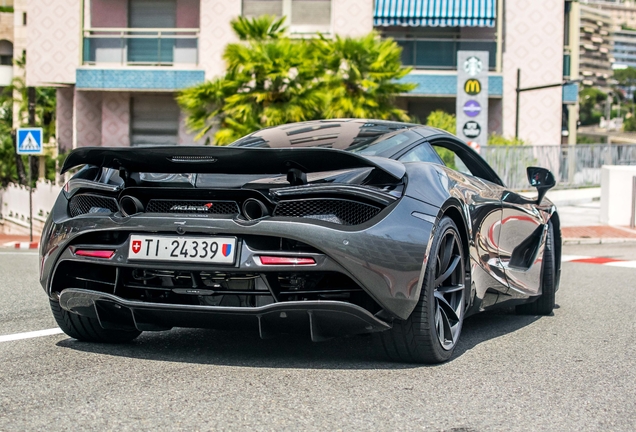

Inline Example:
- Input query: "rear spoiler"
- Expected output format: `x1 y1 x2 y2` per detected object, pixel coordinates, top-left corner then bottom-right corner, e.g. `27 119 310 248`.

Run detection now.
61 146 406 181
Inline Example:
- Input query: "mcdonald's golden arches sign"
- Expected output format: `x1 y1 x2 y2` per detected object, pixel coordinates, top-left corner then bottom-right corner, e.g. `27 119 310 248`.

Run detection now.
464 79 481 95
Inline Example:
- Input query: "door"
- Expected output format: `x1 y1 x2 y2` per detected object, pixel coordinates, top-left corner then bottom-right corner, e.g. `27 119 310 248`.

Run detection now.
130 95 180 146
425 139 508 310
498 192 549 297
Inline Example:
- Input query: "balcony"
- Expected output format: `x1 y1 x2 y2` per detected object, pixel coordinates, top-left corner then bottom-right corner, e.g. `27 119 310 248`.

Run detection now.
395 39 497 70
82 28 199 66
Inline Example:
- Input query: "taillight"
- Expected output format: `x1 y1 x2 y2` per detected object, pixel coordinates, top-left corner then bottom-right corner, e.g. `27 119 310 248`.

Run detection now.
257 256 316 265
74 249 115 259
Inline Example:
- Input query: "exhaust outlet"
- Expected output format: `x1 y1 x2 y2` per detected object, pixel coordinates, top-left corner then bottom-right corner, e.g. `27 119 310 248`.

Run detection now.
119 196 144 217
242 199 269 220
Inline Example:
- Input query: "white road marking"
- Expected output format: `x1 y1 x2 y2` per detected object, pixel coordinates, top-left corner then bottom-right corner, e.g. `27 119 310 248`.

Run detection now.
605 261 636 269
0 328 64 343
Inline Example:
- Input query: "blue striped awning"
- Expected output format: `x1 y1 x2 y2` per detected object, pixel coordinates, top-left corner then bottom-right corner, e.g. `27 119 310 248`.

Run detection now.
374 0 497 28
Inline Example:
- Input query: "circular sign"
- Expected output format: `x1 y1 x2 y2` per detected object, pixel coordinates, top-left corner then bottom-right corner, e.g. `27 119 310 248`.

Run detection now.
463 100 482 118
464 56 483 76
462 121 481 139
464 79 482 96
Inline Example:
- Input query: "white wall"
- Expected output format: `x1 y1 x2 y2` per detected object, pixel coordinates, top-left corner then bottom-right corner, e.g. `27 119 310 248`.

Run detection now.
26 0 81 86
502 0 564 144
600 165 636 226
1 181 61 235
0 64 12 86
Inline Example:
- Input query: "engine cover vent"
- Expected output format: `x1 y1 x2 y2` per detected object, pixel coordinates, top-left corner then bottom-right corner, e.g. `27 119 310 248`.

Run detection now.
274 199 381 225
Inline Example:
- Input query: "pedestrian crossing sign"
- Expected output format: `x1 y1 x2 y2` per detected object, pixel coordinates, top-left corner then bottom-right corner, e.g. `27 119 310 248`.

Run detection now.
16 128 44 155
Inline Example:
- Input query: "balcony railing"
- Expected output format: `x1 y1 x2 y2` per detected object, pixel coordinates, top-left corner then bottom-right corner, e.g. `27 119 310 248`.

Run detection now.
83 28 199 66
394 38 497 70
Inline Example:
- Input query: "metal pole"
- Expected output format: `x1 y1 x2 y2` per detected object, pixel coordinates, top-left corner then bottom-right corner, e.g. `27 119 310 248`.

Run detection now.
515 68 521 139
28 87 36 243
28 156 32 242
605 93 612 130
631 176 636 229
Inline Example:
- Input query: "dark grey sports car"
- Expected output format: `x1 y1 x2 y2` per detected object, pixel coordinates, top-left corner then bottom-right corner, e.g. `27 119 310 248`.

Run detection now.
40 119 561 363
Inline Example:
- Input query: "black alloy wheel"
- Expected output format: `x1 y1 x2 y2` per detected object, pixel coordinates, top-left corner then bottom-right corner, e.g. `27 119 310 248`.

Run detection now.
381 216 466 363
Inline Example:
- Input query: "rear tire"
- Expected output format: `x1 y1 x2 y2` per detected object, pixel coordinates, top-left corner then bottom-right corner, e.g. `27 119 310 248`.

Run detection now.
381 217 466 364
516 221 557 316
50 298 141 343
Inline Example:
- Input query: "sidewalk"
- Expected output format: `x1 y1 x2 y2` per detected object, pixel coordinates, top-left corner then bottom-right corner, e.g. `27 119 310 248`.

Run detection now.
556 199 636 244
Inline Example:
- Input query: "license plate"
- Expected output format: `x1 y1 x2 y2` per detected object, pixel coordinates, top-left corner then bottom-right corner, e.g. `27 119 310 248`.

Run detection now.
128 235 237 264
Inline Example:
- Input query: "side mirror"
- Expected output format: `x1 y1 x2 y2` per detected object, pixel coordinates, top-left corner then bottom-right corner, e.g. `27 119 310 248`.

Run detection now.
527 167 556 205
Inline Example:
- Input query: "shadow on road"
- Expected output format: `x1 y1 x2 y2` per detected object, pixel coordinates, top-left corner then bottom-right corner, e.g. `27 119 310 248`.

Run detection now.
56 307 547 369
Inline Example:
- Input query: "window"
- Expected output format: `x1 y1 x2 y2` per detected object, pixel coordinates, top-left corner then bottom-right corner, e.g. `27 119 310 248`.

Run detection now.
22 12 26 26
129 0 176 28
130 95 180 146
128 0 176 64
242 0 331 33
348 130 422 158
0 40 12 65
430 140 503 186
291 0 331 28
432 145 474 176
243 0 282 18
398 144 443 164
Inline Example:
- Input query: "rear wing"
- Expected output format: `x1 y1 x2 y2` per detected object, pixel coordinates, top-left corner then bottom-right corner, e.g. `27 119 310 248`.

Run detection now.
61 146 406 181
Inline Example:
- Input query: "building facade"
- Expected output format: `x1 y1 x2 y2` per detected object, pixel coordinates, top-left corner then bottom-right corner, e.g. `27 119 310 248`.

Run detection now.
376 0 576 144
583 0 636 30
577 4 614 87
24 0 574 148
613 27 636 68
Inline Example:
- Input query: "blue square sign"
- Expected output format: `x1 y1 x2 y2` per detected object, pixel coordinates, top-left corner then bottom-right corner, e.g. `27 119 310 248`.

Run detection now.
17 128 44 155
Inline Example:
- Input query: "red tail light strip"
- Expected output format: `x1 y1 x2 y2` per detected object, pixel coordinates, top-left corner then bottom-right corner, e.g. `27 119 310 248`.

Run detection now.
257 256 316 266
74 249 115 259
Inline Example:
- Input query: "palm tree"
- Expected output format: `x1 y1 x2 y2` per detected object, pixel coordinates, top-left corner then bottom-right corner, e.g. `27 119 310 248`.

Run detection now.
318 33 415 121
178 16 414 145
231 15 287 41
179 17 324 144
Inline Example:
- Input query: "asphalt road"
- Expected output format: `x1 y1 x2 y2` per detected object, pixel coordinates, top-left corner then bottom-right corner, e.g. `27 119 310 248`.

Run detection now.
0 245 635 431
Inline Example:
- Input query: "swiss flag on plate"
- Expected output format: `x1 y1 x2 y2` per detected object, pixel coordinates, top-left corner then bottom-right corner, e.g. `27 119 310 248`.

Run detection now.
132 240 142 254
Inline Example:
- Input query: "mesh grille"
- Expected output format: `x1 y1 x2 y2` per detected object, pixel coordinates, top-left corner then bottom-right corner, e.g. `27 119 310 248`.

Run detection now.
146 200 240 215
69 194 119 217
274 199 381 225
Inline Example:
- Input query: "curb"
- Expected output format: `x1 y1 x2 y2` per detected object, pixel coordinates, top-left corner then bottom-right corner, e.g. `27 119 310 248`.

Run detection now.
562 255 636 268
563 237 636 245
4 242 39 249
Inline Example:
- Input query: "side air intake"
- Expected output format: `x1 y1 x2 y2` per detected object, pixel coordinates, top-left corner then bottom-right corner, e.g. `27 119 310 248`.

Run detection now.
69 194 119 217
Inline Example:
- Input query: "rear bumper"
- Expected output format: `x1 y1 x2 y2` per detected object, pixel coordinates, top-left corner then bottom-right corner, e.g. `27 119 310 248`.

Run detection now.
58 288 391 341
41 196 436 320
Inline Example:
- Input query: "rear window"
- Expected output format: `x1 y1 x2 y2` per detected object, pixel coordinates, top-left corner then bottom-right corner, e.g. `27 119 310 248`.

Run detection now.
347 130 422 158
